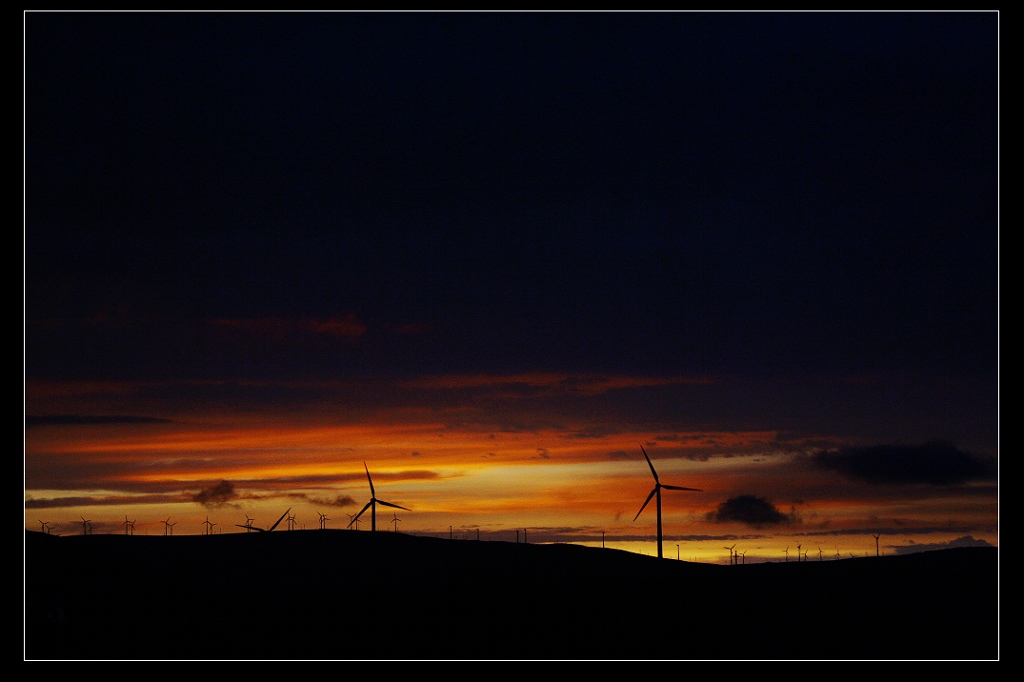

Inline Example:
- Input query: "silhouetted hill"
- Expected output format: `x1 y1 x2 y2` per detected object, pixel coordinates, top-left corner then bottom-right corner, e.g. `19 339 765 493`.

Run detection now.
24 530 999 660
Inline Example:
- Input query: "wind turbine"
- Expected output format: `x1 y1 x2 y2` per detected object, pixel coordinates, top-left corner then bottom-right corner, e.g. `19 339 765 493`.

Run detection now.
81 516 92 535
38 520 50 534
203 516 215 536
873 533 881 557
784 546 790 563
633 445 701 559
287 512 297 531
346 513 360 531
796 543 802 562
121 515 136 536
391 512 402 533
348 462 410 533
238 508 291 533
725 544 736 565
237 514 255 533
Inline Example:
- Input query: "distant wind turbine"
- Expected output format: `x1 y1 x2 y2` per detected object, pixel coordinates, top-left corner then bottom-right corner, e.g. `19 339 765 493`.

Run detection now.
122 515 136 536
38 520 50 534
287 512 297 531
391 513 402 533
633 445 701 559
348 462 410 533
725 544 736 565
784 546 790 563
81 516 92 536
873 533 881 557
239 514 254 533
237 508 291 533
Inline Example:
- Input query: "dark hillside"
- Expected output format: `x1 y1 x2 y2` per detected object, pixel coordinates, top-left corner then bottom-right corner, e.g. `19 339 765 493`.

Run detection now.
24 530 998 660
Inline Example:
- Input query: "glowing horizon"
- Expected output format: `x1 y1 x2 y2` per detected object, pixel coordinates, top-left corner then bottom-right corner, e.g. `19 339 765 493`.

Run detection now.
25 370 998 565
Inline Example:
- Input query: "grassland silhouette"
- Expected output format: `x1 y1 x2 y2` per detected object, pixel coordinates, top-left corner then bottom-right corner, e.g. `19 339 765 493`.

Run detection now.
25 528 997 660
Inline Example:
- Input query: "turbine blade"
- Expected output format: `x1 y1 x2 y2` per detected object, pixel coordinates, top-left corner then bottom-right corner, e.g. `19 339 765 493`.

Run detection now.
268 507 292 532
633 487 657 521
348 502 372 527
661 484 702 492
364 462 375 497
377 500 410 512
640 445 659 483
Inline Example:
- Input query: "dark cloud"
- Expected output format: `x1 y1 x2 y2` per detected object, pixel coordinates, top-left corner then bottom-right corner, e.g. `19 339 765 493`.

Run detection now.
811 441 996 485
308 494 357 508
706 495 796 528
25 414 172 427
192 480 237 508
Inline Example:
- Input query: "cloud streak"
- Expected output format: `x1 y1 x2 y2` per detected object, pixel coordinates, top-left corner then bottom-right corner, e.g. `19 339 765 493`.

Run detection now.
25 414 172 427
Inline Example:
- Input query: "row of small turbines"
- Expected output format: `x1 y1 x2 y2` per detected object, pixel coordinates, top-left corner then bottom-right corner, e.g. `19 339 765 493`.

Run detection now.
33 461 408 538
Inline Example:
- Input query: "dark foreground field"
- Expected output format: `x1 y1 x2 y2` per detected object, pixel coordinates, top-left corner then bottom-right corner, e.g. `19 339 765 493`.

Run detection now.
24 530 999 660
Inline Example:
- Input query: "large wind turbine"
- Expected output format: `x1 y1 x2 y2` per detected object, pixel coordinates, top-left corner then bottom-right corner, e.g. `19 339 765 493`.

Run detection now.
633 445 701 559
348 462 410 533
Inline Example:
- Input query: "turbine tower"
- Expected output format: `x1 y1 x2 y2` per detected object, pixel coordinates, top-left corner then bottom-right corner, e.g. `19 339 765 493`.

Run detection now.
873 533 881 557
633 445 701 559
348 462 410 533
81 516 92 535
391 512 402 533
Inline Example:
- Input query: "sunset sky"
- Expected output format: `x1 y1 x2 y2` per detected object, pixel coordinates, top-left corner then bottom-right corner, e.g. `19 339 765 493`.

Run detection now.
24 11 999 564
